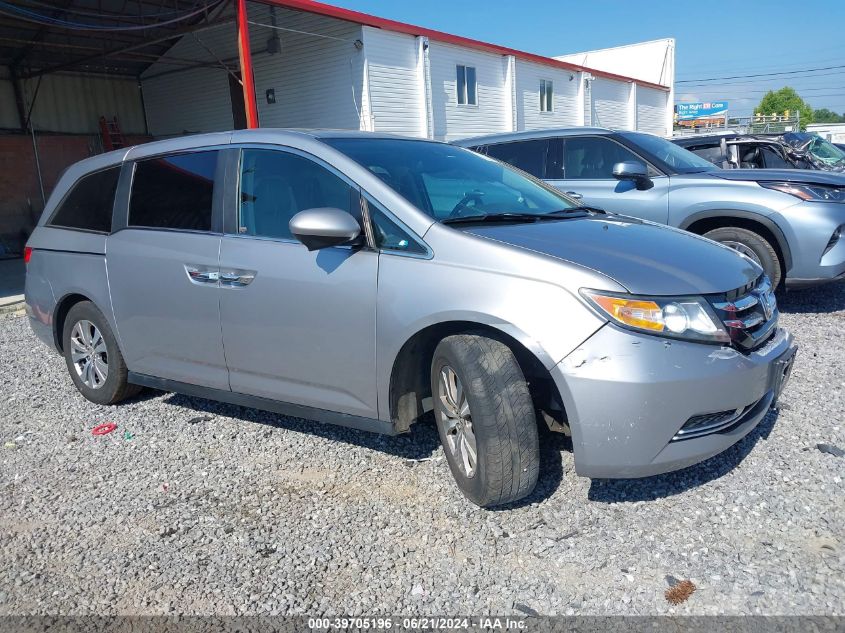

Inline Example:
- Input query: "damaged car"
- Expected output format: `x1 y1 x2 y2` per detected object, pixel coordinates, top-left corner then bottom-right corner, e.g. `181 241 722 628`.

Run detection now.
26 131 796 507
673 132 845 172
781 132 845 172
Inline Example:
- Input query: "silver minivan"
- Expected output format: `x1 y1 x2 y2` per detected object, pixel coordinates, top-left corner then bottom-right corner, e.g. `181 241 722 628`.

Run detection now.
25 130 796 507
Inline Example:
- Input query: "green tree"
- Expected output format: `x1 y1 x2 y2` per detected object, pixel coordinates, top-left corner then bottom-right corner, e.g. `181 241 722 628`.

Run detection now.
755 87 814 129
813 108 845 123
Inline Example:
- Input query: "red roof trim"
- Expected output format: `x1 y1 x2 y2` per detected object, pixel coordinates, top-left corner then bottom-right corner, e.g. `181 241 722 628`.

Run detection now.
256 0 670 91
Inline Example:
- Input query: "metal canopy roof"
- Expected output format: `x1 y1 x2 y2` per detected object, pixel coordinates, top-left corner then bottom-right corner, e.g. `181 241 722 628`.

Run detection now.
0 0 233 79
1 0 670 92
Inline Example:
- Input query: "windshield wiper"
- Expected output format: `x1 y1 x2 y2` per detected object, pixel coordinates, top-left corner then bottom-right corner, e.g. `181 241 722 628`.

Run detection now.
442 213 547 225
562 206 606 215
441 206 606 224
441 208 599 225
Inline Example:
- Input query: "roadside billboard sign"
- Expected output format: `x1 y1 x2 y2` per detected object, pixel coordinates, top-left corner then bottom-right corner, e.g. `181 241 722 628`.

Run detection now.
675 102 729 120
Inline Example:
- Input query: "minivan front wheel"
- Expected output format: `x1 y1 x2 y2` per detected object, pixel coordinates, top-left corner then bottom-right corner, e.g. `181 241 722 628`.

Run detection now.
62 301 140 405
431 334 539 507
704 226 782 288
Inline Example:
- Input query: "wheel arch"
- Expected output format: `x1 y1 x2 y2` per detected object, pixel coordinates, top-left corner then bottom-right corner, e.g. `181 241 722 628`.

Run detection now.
387 319 567 434
681 211 792 273
53 292 95 353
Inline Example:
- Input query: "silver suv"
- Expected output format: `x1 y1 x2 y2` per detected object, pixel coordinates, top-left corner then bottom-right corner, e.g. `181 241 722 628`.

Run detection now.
457 128 845 290
25 130 796 507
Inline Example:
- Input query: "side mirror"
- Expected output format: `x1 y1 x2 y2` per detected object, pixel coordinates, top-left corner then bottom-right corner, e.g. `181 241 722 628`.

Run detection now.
612 161 652 190
289 207 362 251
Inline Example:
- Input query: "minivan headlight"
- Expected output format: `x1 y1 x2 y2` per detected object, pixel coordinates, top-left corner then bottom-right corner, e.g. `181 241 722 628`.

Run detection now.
580 289 730 344
759 181 845 202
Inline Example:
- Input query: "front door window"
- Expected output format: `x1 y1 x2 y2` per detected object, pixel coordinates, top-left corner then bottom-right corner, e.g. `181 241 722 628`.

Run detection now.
238 149 359 240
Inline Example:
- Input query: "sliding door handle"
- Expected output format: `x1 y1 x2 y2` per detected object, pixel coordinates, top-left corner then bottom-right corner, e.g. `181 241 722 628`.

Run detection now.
185 265 219 285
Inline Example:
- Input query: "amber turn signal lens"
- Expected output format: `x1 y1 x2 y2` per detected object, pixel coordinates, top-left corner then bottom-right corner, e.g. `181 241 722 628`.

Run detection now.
588 294 664 331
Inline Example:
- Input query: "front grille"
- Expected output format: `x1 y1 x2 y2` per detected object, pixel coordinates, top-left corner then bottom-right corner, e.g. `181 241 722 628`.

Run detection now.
709 276 777 352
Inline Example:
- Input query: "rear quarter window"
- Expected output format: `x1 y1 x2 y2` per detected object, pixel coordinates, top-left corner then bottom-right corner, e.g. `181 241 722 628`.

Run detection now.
48 166 120 233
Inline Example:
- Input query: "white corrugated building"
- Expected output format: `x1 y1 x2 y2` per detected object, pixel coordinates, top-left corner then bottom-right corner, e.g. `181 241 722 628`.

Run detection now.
139 1 675 140
0 0 674 246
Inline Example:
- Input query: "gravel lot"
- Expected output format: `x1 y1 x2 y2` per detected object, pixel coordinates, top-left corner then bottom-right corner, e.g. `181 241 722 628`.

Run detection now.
1 283 843 617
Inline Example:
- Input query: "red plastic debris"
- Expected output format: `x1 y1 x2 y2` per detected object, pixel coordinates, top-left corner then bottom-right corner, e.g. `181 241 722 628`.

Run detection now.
92 423 117 436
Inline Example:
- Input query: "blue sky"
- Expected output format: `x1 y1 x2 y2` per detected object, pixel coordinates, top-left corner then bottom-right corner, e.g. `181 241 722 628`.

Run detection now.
329 0 845 117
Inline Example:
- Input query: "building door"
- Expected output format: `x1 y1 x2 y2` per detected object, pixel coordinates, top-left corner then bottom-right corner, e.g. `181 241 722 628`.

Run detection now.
229 73 248 130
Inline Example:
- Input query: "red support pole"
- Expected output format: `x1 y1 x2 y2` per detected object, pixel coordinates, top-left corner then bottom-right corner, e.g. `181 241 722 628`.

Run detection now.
236 0 259 129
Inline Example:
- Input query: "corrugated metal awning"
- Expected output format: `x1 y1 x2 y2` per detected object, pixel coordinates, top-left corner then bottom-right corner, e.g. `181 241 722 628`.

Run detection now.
0 0 233 79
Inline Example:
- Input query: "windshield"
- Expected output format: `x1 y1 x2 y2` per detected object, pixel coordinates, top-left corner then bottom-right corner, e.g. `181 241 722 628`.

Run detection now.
621 132 718 173
324 138 578 221
806 136 845 165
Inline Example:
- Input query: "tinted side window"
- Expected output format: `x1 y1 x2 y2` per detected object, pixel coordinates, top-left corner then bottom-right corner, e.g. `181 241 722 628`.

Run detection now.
49 166 120 233
485 139 549 179
760 146 790 168
238 149 359 240
129 151 218 231
689 145 725 166
562 137 642 179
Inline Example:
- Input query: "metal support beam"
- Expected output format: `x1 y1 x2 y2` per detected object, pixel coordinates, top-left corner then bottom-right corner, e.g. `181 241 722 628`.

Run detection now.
236 0 259 128
19 18 234 79
9 0 76 69
9 66 27 130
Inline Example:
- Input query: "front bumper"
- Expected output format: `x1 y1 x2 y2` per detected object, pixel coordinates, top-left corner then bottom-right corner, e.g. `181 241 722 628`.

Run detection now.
785 270 845 290
776 201 845 286
551 324 795 478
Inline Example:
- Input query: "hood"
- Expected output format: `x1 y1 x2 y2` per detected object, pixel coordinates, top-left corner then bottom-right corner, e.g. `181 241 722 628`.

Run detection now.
710 168 845 185
462 215 760 296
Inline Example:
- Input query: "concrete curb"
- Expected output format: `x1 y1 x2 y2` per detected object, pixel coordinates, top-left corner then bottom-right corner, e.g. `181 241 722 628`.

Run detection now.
0 300 25 316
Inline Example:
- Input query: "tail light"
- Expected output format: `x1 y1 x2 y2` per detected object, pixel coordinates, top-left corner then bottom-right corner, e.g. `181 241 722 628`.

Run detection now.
23 246 32 264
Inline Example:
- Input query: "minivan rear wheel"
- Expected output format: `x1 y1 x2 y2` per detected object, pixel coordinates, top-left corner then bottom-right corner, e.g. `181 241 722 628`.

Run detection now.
704 226 782 289
62 301 140 405
431 334 539 507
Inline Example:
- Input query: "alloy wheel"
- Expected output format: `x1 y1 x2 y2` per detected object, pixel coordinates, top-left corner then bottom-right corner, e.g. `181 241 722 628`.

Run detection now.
437 365 477 478
722 240 762 266
70 320 108 389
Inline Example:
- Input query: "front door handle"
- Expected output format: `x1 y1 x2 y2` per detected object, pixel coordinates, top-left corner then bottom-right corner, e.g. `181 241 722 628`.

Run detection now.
219 268 256 288
565 191 583 200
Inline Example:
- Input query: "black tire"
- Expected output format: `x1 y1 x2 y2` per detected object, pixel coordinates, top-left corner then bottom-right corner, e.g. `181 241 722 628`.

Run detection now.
62 301 140 405
703 226 782 289
431 334 539 507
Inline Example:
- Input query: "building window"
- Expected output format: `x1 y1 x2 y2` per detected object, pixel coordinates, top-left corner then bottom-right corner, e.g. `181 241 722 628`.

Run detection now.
456 64 477 105
540 79 553 112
